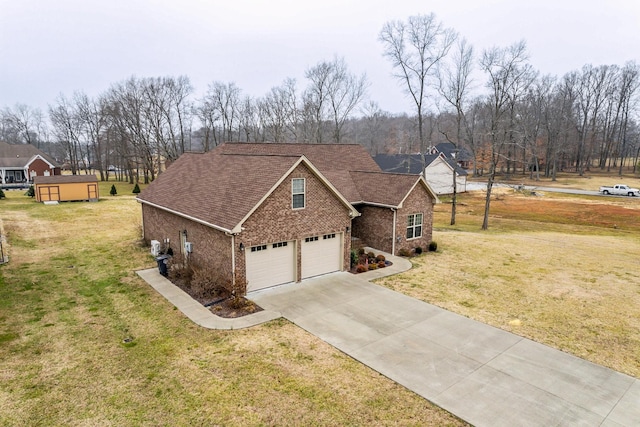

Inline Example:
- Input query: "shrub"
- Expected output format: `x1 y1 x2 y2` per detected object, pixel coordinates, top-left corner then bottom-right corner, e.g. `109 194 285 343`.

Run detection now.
356 264 368 273
377 261 386 268
368 263 378 270
375 254 385 262
229 296 255 310
428 241 438 252
132 183 141 194
25 186 35 198
350 250 358 267
0 189 5 199
110 184 117 196
357 247 365 255
398 248 411 257
367 252 375 259
415 246 423 255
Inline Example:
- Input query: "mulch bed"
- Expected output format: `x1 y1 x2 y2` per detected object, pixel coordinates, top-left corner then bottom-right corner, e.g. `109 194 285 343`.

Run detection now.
167 275 263 318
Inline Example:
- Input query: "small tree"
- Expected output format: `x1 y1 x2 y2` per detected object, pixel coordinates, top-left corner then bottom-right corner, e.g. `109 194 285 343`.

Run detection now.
0 189 5 199
132 183 140 194
110 184 117 196
25 186 35 198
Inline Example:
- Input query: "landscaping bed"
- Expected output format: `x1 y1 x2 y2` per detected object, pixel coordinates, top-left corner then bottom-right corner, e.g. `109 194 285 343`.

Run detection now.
166 256 263 318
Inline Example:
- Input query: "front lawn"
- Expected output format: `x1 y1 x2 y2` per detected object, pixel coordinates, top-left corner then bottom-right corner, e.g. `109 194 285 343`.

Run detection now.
0 189 465 426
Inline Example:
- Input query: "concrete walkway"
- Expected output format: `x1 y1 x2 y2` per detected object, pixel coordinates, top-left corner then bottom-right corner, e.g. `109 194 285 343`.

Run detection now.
137 252 640 426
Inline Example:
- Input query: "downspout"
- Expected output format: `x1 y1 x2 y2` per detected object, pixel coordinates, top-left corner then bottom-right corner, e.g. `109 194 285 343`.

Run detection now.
230 234 236 291
391 208 397 256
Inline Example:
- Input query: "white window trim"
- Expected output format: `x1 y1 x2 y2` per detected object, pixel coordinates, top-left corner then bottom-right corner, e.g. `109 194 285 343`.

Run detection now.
406 213 423 240
292 178 305 209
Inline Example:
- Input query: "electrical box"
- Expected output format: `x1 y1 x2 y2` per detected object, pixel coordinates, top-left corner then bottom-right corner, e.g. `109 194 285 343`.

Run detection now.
184 242 193 253
150 240 161 256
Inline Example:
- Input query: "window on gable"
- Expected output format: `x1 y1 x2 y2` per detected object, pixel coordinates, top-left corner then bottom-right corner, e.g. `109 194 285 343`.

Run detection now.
292 178 305 209
406 213 423 239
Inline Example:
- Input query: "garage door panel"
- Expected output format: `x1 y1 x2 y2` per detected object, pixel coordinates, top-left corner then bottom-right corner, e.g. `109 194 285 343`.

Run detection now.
246 241 295 292
302 233 342 279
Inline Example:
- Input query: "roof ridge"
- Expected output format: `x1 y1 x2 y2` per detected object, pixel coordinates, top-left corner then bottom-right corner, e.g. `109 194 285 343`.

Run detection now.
220 152 302 158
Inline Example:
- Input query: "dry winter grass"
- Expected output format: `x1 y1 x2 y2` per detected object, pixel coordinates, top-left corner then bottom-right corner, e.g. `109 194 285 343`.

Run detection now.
379 188 640 378
0 188 464 426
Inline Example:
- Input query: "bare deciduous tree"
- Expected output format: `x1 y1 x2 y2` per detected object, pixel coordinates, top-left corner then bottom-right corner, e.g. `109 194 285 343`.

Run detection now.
304 57 368 143
379 13 457 158
437 37 474 225
480 40 535 230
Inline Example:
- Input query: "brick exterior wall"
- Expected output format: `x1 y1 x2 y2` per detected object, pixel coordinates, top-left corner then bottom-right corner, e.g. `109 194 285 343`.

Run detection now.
141 203 234 289
395 184 434 255
141 162 352 295
351 183 434 256
351 205 394 253
28 158 57 178
237 163 352 293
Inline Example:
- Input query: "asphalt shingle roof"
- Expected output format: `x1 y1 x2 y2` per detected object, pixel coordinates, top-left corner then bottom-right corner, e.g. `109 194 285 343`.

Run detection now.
374 154 442 175
0 141 60 168
138 143 433 231
33 175 98 184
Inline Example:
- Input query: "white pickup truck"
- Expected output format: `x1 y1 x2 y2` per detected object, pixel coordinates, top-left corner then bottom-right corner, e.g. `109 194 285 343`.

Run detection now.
599 184 640 196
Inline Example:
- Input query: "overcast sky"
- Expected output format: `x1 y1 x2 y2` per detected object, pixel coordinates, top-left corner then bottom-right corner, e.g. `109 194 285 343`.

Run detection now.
1 0 639 116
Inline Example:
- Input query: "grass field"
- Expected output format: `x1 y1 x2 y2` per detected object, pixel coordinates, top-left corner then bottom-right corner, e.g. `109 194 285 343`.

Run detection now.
0 187 465 426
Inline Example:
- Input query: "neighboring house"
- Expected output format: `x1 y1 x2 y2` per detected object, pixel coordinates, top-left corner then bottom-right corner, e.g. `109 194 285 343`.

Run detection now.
33 175 99 202
430 142 474 170
137 143 438 294
0 141 61 187
374 153 467 195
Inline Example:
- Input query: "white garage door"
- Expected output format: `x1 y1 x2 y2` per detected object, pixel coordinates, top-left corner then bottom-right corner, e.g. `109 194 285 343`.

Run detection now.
301 232 342 279
246 241 295 292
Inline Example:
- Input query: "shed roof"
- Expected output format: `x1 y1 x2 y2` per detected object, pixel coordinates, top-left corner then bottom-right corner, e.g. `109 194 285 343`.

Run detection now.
33 174 98 184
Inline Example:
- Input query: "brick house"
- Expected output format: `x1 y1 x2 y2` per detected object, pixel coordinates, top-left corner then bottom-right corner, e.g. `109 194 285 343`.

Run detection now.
0 141 61 187
137 143 438 294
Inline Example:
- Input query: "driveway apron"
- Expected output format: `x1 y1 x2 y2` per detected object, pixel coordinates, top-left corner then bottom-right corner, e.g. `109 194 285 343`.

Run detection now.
250 272 640 427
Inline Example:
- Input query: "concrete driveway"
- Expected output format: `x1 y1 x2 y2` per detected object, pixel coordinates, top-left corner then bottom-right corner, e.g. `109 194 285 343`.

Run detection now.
250 272 640 427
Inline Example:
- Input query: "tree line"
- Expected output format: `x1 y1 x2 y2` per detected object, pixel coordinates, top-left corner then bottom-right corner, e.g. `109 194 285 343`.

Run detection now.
1 13 639 194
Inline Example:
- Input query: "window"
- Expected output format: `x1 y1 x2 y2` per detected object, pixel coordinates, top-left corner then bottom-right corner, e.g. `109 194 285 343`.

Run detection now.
292 178 305 209
272 241 288 248
406 213 423 239
250 244 267 252
305 236 319 243
323 233 336 239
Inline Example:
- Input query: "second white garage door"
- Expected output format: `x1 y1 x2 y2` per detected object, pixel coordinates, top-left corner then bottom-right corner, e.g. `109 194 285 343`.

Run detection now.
246 241 295 292
301 232 342 279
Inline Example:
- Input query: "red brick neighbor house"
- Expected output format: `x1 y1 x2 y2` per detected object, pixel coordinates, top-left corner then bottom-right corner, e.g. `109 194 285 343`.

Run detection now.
0 141 61 186
137 143 438 294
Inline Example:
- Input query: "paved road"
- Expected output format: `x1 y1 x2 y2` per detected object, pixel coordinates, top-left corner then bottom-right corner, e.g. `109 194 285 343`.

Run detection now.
250 273 640 427
467 181 640 198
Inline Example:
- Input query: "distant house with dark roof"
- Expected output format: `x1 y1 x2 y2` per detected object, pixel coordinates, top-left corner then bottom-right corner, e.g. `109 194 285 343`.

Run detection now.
137 143 438 294
430 142 474 170
0 141 61 187
374 153 467 195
